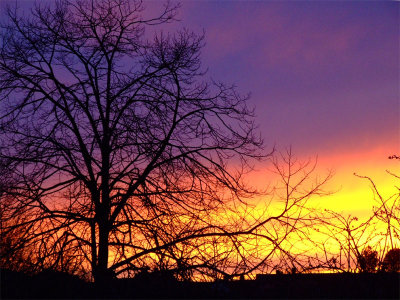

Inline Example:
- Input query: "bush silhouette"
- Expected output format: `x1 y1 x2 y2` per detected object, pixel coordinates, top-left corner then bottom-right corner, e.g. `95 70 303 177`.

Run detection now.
358 246 378 273
382 248 400 272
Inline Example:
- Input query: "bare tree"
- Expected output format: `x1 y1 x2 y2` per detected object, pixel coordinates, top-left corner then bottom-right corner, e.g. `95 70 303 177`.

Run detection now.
0 0 341 283
245 149 333 275
307 156 400 273
355 173 400 255
0 0 271 283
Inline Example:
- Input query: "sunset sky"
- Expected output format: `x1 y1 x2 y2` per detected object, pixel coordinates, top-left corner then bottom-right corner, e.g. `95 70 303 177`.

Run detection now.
2 0 399 217
171 1 399 217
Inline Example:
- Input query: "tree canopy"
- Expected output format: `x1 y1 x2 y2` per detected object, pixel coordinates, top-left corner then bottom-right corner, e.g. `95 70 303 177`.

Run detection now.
0 0 269 282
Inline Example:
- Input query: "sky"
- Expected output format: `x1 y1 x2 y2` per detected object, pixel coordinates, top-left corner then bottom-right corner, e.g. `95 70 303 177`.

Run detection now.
170 1 399 217
175 1 398 153
2 0 399 217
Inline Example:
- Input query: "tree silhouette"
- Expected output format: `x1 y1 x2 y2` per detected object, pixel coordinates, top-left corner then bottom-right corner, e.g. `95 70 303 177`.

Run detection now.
0 0 271 283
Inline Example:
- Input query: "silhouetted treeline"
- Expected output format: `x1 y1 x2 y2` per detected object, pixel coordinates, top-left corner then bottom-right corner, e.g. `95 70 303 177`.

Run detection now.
1 268 399 299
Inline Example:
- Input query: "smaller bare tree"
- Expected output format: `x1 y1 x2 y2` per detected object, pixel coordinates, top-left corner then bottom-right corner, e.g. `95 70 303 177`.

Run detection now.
307 154 400 273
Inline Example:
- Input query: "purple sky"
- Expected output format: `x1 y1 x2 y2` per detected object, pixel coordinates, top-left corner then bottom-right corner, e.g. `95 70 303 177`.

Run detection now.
173 1 399 156
2 1 398 157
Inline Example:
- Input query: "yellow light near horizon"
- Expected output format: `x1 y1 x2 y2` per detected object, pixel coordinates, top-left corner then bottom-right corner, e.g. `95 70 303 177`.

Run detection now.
228 143 400 272
316 145 399 217
246 143 399 218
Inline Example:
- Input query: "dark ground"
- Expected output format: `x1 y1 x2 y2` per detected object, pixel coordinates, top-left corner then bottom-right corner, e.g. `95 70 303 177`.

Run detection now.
1 269 399 299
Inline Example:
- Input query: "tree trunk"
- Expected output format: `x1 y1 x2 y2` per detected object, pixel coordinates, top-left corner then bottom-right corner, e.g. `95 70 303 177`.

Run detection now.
96 135 111 283
95 220 110 284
